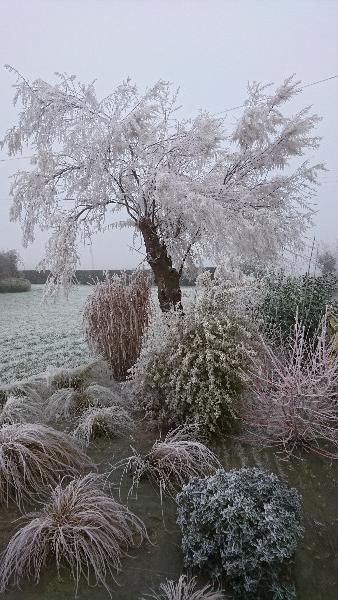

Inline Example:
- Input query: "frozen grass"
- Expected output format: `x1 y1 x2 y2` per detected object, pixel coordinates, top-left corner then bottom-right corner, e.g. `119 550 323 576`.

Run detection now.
84 272 150 381
73 405 135 447
45 383 124 423
0 394 41 426
0 474 147 596
243 315 338 459
141 575 225 600
0 424 95 507
118 426 221 500
141 575 225 599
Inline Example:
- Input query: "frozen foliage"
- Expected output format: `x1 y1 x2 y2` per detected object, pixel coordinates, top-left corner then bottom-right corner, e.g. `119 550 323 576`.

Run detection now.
0 394 41 426
259 271 337 342
118 426 221 500
45 382 124 424
84 272 150 380
73 405 134 447
133 275 254 435
0 473 147 596
243 315 338 459
0 424 94 507
141 574 225 600
45 362 95 391
176 468 303 599
2 69 323 306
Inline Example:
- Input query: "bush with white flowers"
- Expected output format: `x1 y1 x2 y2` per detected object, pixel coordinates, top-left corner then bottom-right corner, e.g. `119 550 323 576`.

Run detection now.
176 467 303 599
131 273 254 435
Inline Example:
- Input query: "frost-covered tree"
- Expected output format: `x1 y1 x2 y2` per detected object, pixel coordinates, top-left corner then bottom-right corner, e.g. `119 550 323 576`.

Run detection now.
1 68 323 310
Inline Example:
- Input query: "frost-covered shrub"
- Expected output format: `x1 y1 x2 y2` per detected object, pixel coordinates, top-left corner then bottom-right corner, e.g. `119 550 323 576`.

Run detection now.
84 272 150 381
259 271 337 342
0 424 94 507
141 574 224 600
243 315 338 459
132 275 253 435
0 474 147 595
119 426 221 500
73 405 134 447
176 468 303 599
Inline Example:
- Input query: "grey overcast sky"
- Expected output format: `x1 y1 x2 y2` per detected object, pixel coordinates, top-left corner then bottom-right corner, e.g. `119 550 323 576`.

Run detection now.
0 0 337 269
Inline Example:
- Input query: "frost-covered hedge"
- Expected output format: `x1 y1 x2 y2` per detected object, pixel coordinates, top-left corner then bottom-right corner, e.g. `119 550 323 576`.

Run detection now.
259 272 337 342
0 277 31 293
176 467 303 599
131 273 255 435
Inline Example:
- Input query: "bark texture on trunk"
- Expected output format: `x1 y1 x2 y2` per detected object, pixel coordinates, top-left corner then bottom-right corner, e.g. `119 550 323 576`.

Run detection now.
138 217 182 312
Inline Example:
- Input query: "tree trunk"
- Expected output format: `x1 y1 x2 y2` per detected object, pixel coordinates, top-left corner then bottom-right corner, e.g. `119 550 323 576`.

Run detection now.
138 217 182 312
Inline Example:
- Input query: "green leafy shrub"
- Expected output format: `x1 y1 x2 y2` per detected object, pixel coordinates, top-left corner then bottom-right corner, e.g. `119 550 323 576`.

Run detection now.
260 271 337 342
176 468 303 599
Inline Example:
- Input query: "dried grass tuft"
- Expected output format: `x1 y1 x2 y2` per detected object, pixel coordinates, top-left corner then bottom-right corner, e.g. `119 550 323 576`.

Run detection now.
73 405 134 447
0 424 94 507
84 272 150 381
45 383 123 424
118 426 221 500
0 395 41 426
0 474 147 596
141 574 225 600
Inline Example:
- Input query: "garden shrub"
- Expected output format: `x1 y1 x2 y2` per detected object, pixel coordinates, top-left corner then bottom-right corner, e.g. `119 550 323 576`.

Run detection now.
176 467 303 599
259 271 337 342
133 274 254 435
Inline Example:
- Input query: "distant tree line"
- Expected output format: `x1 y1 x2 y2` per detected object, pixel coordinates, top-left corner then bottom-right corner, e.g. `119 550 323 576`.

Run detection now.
21 269 210 286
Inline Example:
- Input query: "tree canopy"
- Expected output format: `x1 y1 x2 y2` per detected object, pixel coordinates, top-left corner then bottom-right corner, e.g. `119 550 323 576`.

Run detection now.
1 68 323 308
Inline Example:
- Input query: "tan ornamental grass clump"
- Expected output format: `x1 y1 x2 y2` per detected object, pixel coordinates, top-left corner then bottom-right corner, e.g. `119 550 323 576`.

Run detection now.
84 272 150 381
118 426 221 500
72 405 135 447
0 394 41 426
141 575 225 600
45 383 123 423
0 424 94 507
0 474 147 596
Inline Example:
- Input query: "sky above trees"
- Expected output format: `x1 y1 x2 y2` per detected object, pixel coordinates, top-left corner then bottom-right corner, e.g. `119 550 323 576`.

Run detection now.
0 0 337 269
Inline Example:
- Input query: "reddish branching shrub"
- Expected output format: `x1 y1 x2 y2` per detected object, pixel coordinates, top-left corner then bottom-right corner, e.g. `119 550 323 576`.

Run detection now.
84 272 150 381
243 316 338 459
0 424 94 507
0 474 147 596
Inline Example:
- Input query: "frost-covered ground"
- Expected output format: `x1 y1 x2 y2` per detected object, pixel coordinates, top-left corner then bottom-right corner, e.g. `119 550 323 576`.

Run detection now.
0 284 195 385
0 285 91 384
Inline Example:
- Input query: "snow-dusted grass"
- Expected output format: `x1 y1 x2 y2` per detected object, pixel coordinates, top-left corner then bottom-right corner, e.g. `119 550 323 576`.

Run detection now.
118 426 221 500
0 424 94 507
141 575 225 600
73 405 134 447
0 474 147 596
0 394 41 426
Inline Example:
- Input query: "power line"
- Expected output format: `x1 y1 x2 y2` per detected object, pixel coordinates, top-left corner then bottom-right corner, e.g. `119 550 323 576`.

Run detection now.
217 74 338 115
0 73 337 164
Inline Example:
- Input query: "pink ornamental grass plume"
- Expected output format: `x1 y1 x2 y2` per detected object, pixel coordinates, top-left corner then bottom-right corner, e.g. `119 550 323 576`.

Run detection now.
0 474 147 596
141 575 225 600
0 423 94 507
243 315 338 459
118 426 221 500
